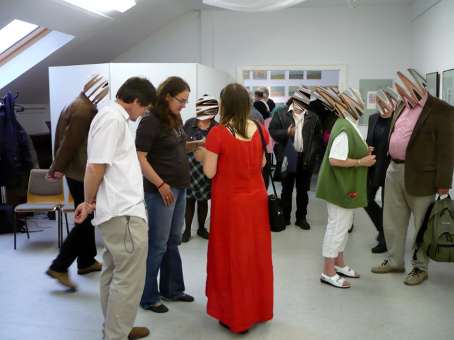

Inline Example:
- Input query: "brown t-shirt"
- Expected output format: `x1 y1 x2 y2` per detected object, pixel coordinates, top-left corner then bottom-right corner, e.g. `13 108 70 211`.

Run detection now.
135 111 190 193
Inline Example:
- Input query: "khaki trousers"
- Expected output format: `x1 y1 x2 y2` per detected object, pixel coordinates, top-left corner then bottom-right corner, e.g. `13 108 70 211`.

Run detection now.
98 216 148 340
383 162 434 271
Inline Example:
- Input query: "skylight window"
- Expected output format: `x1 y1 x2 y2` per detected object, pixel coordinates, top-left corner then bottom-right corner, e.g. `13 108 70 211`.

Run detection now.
0 20 39 54
61 0 136 16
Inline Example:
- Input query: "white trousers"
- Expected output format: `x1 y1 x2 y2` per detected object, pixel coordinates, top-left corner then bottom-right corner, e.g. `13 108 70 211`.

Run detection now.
322 202 354 258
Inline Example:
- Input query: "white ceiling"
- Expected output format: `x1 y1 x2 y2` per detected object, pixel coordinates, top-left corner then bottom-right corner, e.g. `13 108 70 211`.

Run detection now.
1 0 414 102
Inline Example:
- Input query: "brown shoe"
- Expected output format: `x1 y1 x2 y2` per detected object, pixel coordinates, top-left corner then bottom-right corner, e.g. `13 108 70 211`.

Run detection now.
371 260 405 274
404 268 428 286
128 327 150 339
46 269 77 290
78 260 102 275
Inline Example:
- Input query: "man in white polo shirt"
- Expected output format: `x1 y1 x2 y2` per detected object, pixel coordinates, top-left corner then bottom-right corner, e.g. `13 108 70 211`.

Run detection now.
74 77 156 340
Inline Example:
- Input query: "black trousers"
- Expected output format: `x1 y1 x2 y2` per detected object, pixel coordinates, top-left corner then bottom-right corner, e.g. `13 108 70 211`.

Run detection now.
281 168 312 222
50 177 97 272
364 183 386 244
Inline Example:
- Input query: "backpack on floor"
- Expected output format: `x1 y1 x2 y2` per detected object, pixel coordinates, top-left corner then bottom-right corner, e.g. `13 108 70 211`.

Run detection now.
415 195 454 262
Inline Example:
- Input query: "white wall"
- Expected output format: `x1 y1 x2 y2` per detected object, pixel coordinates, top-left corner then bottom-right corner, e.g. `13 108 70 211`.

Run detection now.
202 5 412 88
411 0 454 75
116 5 413 89
114 11 201 64
196 64 234 98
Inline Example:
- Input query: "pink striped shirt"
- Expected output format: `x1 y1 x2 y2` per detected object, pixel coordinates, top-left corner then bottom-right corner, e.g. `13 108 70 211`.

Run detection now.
389 94 428 161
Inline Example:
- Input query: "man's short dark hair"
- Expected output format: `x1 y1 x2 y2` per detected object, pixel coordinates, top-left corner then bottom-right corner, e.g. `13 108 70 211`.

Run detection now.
116 77 157 107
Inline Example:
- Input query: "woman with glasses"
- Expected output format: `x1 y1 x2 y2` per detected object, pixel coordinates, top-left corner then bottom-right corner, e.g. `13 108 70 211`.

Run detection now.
136 76 199 313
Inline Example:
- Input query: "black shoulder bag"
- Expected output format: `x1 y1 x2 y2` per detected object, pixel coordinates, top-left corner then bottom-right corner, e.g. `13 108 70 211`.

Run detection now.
253 121 286 232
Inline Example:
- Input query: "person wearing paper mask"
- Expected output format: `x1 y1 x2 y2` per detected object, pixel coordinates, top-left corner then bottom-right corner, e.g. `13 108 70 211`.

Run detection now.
268 87 322 230
363 89 395 254
316 88 376 289
181 96 219 242
371 69 454 286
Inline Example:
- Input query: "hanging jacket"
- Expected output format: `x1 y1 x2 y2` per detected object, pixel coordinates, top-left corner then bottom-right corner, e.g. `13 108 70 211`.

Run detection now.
0 92 33 186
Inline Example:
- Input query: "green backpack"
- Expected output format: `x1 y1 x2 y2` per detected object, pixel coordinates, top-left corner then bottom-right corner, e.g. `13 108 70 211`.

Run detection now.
415 196 454 262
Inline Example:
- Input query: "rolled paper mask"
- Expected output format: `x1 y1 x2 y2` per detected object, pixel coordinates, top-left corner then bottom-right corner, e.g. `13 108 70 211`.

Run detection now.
376 91 393 118
397 71 427 103
196 95 219 120
83 74 104 94
408 68 427 89
395 82 417 108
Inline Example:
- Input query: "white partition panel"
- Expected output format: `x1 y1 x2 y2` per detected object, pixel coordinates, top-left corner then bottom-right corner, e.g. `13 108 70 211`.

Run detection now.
109 63 198 125
196 64 233 99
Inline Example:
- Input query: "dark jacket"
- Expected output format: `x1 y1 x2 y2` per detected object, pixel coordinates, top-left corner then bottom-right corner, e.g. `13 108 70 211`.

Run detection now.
51 93 97 181
269 106 322 171
388 94 454 196
366 113 392 187
0 92 33 186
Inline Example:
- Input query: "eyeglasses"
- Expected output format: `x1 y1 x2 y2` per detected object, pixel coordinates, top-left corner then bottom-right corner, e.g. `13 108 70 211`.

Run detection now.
173 96 188 105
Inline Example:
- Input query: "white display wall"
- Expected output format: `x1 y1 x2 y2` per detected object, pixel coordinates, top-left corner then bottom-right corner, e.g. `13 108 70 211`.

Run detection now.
49 62 233 147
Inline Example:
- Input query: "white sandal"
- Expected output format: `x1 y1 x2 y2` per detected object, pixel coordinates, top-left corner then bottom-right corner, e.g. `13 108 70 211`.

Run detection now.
320 273 351 288
335 265 360 278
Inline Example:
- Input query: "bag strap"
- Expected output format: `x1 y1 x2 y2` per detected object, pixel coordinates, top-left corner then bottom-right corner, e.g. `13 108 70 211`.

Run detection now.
252 120 278 197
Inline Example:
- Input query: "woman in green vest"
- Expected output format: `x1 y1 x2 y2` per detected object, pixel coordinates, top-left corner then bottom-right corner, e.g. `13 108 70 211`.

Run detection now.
315 88 376 289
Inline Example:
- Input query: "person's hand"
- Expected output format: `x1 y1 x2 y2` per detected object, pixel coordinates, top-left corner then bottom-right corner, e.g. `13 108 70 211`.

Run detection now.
186 138 205 153
194 147 206 163
437 188 450 196
74 202 95 223
288 125 295 137
46 170 64 182
359 154 376 167
158 183 175 206
368 146 375 155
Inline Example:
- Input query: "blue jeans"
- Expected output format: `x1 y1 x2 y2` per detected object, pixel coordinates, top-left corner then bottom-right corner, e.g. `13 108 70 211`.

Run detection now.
141 188 187 307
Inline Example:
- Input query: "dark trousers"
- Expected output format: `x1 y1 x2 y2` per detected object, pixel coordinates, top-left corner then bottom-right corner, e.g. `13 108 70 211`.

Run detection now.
50 177 97 272
364 183 386 245
185 198 208 231
281 168 312 222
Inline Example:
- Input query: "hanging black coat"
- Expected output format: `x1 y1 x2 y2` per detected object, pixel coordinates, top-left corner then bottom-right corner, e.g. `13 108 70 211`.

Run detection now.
0 92 33 186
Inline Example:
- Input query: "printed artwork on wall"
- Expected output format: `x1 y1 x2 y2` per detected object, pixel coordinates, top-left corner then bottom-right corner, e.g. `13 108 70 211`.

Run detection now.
442 69 454 105
426 72 439 98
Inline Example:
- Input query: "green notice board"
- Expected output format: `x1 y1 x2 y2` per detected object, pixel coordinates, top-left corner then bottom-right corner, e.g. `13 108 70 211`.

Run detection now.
359 79 394 125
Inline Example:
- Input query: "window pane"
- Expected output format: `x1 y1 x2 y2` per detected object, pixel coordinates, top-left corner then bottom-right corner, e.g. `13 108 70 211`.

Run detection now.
252 70 267 80
289 70 305 80
307 70 322 80
270 86 285 97
0 20 38 54
270 70 285 80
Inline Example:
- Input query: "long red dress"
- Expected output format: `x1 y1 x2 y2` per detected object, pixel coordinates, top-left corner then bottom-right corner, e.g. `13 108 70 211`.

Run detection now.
205 124 274 333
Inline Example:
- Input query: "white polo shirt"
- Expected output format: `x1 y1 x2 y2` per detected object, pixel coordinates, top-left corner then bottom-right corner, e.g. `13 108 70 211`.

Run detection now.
329 116 366 160
87 101 147 226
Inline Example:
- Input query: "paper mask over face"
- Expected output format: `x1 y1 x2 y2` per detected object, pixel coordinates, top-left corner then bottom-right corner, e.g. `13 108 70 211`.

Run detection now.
195 95 219 120
395 69 427 109
376 90 394 118
83 74 109 105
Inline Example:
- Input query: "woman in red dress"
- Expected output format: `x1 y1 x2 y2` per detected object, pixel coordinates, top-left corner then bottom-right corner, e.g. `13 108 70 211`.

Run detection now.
195 83 274 334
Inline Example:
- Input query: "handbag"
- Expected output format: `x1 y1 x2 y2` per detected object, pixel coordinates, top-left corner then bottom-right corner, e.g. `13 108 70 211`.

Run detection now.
254 121 286 232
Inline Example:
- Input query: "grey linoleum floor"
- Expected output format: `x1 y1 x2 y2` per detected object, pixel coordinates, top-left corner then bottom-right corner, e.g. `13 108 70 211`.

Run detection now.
1 189 453 340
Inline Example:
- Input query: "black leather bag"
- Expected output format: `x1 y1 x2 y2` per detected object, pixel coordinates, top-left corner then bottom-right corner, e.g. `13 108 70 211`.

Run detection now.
254 121 286 232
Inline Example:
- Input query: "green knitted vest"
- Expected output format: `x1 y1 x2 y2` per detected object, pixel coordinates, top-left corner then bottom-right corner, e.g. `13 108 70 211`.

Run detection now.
316 118 369 209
